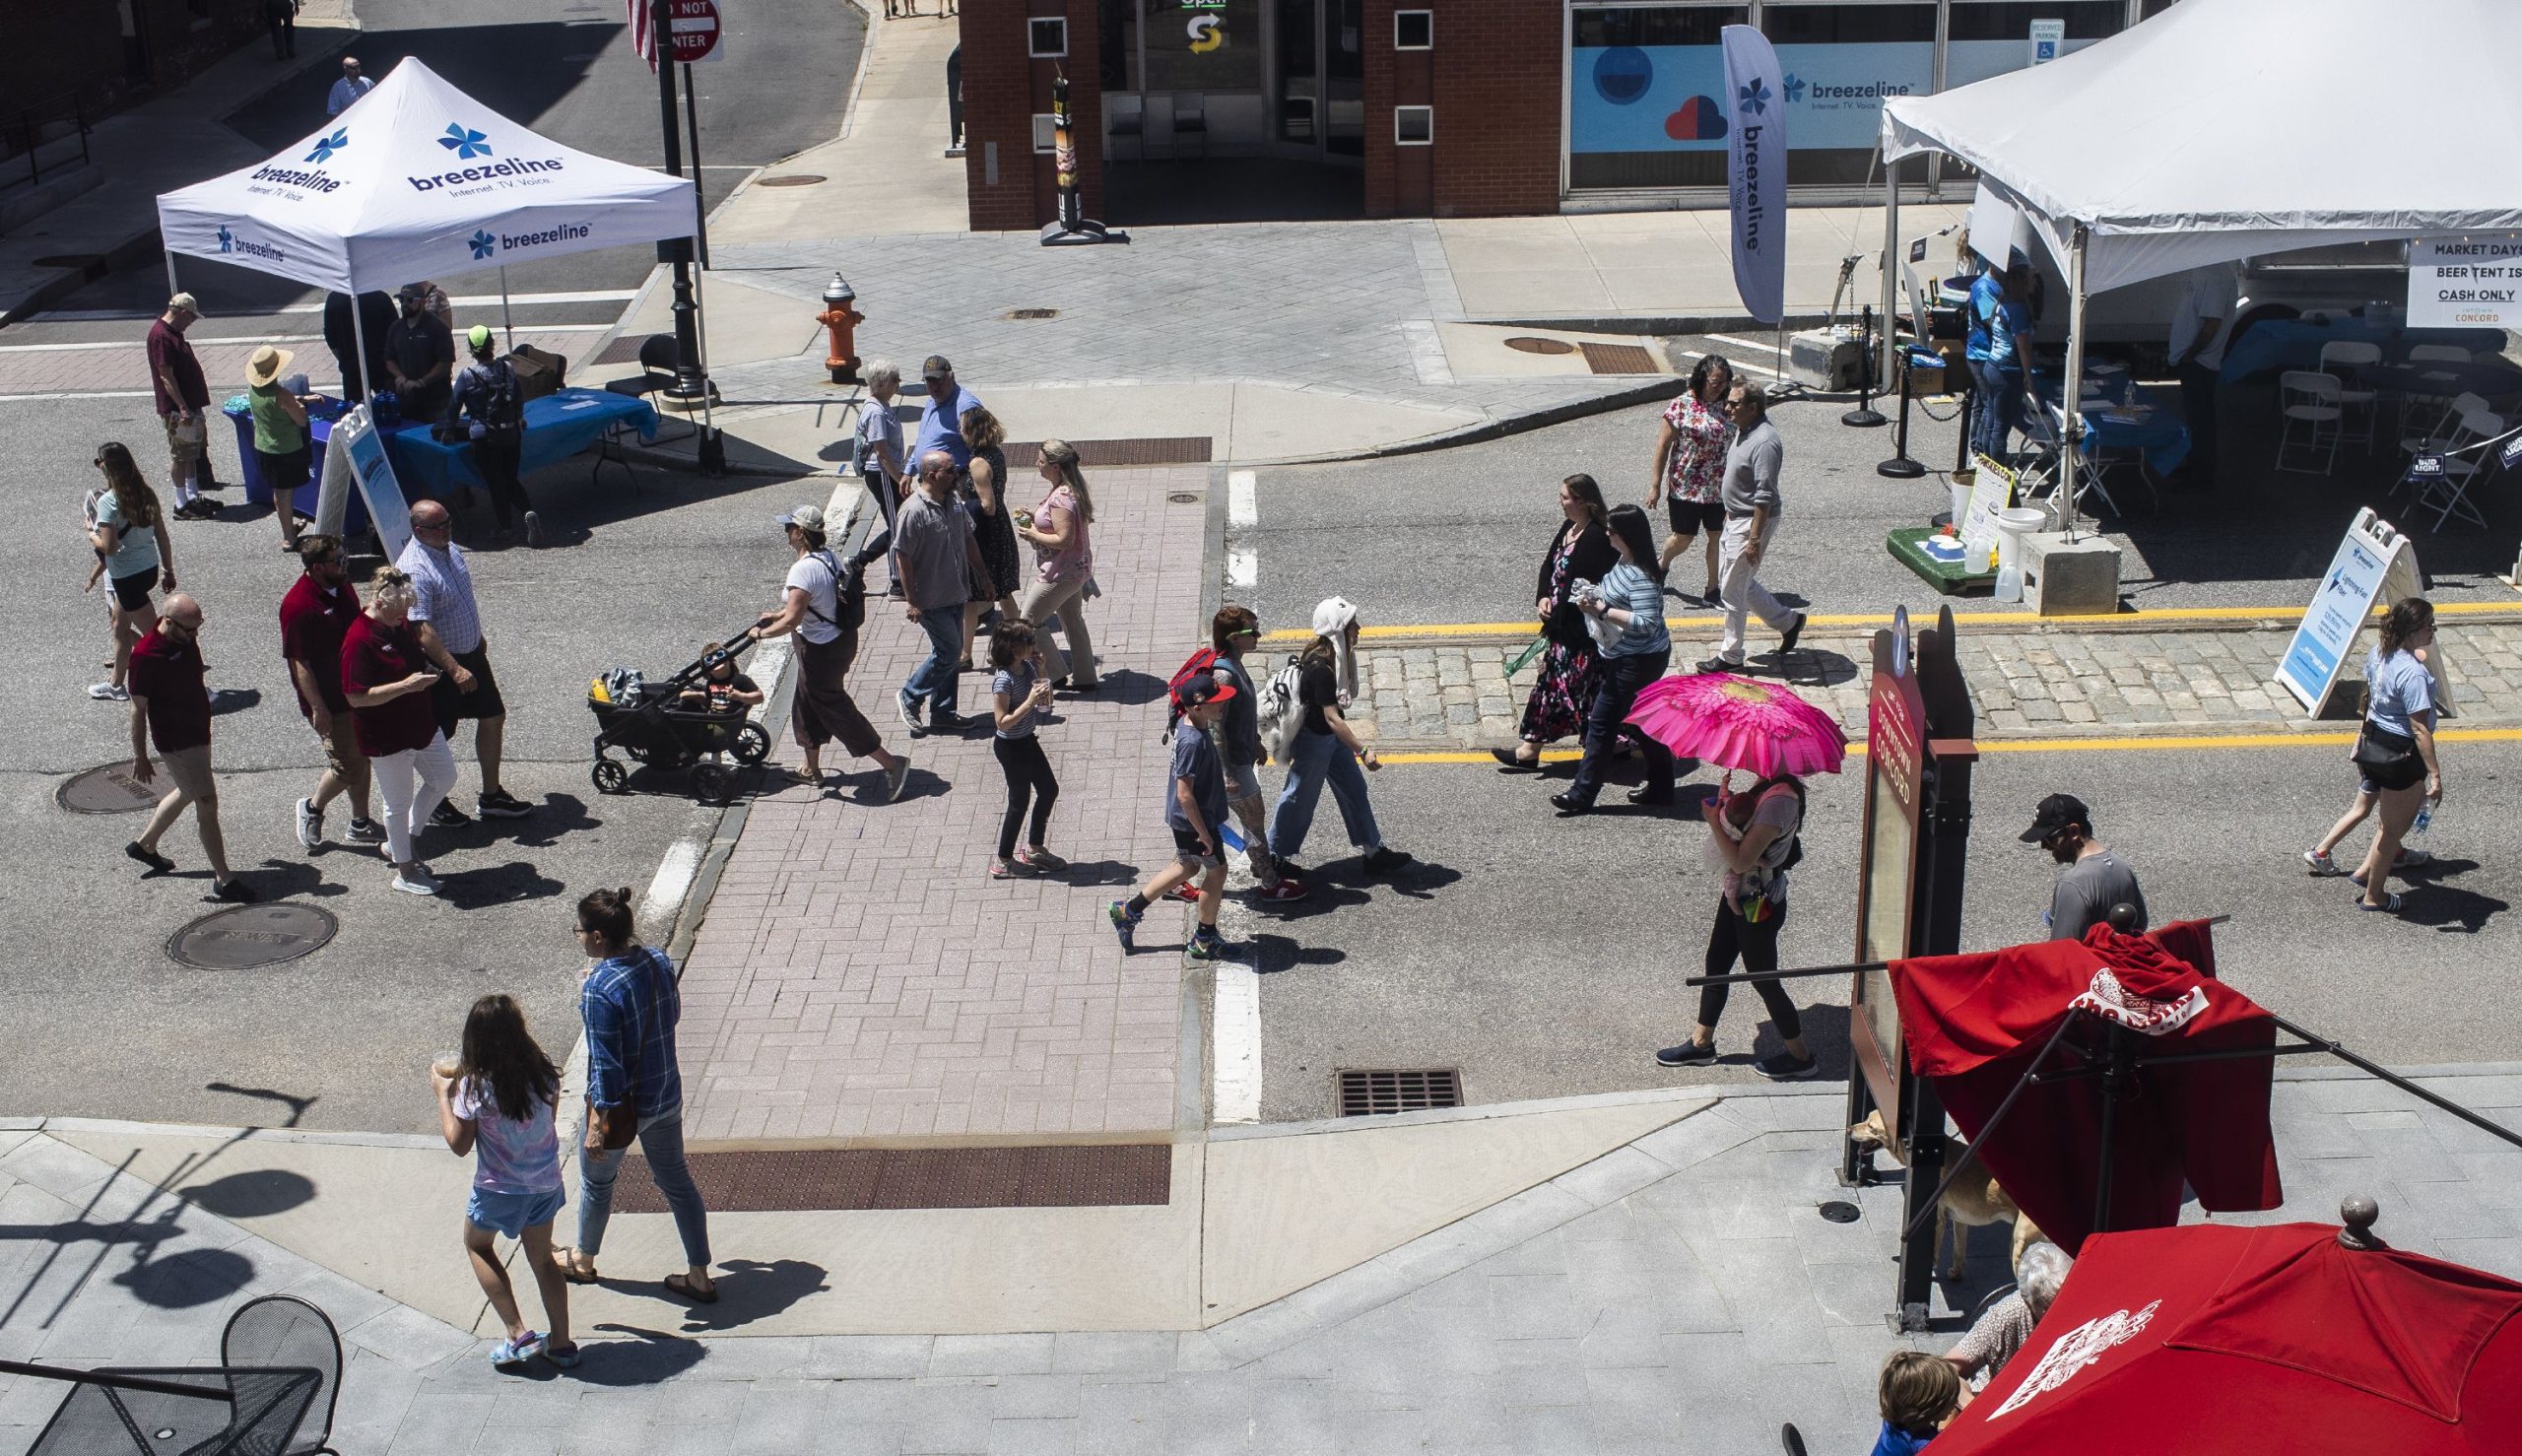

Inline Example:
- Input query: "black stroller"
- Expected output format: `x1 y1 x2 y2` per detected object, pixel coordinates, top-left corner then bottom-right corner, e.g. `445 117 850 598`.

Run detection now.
587 629 771 803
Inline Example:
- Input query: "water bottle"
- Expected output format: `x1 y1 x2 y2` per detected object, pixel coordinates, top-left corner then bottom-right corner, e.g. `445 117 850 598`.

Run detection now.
2412 803 2434 838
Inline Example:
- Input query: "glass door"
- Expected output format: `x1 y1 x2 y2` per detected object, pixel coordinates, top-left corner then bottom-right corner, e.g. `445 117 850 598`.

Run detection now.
1273 0 1362 161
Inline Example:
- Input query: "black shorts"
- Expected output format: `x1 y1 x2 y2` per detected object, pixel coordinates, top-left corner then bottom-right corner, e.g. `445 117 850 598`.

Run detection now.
1170 825 1225 870
256 445 311 495
1667 497 1725 537
431 644 506 735
109 567 157 612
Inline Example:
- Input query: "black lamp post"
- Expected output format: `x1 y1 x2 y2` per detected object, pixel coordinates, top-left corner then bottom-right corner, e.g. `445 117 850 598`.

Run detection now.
653 0 706 406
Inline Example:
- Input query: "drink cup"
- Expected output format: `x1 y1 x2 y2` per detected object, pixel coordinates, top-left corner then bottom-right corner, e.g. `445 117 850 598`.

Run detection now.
431 1056 460 1081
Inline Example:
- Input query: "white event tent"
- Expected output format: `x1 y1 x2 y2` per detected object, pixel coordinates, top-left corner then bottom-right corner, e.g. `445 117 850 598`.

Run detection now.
157 56 695 365
1875 0 2522 495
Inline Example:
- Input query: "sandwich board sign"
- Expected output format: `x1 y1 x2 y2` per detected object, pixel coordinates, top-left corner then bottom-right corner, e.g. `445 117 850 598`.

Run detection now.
2276 508 2449 718
1958 453 2018 571
331 405 415 563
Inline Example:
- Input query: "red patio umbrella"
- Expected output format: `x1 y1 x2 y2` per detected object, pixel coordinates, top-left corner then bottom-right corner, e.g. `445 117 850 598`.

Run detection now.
1930 1219 2522 1454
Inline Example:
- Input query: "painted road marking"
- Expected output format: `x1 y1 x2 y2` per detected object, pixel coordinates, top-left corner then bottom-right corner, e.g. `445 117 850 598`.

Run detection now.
0 390 157 403
1262 601 2522 643
1373 726 2522 763
0 325 610 356
29 291 638 323
1228 468 1258 528
1212 962 1263 1124
1228 549 1257 588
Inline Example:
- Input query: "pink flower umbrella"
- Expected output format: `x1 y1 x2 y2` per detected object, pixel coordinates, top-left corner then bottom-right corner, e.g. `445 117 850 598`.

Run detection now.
1626 672 1847 778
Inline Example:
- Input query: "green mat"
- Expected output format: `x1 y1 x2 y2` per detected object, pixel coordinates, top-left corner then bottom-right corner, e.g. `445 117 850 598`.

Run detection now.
1887 526 1996 595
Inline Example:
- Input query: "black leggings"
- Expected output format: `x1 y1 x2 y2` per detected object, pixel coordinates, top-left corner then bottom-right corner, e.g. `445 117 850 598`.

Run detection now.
471 426 530 529
993 735 1058 858
1693 896 1803 1040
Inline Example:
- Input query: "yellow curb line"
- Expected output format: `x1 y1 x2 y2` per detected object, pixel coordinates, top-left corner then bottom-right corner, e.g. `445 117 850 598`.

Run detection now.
1263 601 2521 644
1377 726 2522 764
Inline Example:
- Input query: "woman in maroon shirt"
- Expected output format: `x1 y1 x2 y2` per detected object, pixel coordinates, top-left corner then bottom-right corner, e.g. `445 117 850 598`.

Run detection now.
342 567 457 895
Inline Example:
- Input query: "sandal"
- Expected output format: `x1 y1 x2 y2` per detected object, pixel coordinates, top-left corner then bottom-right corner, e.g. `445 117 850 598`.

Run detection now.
542 1342 582 1369
2356 892 2404 913
490 1330 545 1368
552 1249 600 1285
664 1272 719 1304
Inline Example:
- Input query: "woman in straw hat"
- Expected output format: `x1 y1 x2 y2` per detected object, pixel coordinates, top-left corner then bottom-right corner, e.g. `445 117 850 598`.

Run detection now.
244 344 319 553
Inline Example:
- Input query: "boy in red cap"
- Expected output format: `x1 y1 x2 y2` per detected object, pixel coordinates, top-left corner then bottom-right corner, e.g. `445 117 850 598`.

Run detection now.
1110 675 1234 960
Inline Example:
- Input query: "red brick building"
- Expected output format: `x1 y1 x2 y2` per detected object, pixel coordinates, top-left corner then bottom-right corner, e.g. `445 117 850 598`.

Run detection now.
959 0 2173 231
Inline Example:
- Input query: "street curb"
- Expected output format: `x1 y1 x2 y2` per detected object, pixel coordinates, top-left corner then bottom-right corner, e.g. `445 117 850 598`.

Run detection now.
1479 310 1836 337
1264 377 1683 467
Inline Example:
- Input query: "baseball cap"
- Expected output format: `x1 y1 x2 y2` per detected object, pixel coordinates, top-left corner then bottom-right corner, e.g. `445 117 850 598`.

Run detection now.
920 355 954 379
1176 675 1237 709
466 324 494 351
2020 793 2092 843
777 503 827 532
166 293 199 314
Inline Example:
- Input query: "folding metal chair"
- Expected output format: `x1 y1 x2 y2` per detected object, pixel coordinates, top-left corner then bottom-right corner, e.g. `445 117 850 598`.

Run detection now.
2411 409 2509 532
2319 340 2381 449
2019 398 2120 520
2277 370 2343 475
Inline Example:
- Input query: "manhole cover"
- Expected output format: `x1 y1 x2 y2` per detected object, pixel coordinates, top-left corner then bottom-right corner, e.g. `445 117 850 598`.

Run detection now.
1003 307 1059 320
757 174 827 187
1504 336 1578 356
1338 1068 1462 1117
58 762 164 814
31 254 104 270
168 903 337 970
1166 492 1202 504
1819 1200 1862 1224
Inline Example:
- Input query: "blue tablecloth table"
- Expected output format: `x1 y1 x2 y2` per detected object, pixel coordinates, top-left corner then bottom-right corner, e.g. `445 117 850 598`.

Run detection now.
379 388 659 499
222 396 370 538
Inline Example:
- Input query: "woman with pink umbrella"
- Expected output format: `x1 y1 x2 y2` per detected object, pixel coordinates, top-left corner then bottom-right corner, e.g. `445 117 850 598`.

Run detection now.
1629 672 1845 1079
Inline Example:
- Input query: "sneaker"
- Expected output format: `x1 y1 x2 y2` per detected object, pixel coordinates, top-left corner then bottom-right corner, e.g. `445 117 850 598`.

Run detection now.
391 867 442 896
213 878 259 904
490 1331 545 1369
125 841 175 874
430 800 473 828
1655 1041 1716 1068
2396 846 2433 867
928 709 969 732
477 788 533 820
295 797 323 851
522 510 544 549
1167 882 1203 903
345 817 386 844
884 758 911 803
1361 846 1413 875
989 857 1027 880
897 695 927 738
89 682 130 701
1107 899 1140 952
1253 879 1311 903
1187 931 1228 961
2302 848 2348 877
1018 846 1067 873
1755 1050 1818 1081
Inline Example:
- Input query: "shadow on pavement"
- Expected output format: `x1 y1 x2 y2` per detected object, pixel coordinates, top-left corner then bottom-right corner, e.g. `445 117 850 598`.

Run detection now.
431 859 567 911
562 1325 710 1386
675 1258 831 1335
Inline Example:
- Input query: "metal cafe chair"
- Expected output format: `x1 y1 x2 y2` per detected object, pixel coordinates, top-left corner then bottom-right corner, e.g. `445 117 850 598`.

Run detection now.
602 332 697 448
1 1361 321 1456
1172 93 1208 158
2410 410 2511 533
220 1295 344 1456
2276 370 2344 475
1107 92 1146 161
2318 340 2381 449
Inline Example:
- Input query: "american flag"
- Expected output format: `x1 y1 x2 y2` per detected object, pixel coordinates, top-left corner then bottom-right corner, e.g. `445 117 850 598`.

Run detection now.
629 0 657 71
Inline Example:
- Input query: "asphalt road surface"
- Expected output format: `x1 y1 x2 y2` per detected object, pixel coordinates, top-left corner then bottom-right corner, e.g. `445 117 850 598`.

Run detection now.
1 392 819 1132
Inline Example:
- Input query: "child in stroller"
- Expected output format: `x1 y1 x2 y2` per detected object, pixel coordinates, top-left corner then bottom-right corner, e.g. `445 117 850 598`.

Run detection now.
587 629 772 803
679 642 764 716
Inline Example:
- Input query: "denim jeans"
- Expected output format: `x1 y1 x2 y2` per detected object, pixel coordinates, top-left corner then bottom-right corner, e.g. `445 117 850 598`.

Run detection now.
1267 728 1381 863
575 1103 711 1267
1566 648 1675 806
900 606 964 716
1968 360 2024 462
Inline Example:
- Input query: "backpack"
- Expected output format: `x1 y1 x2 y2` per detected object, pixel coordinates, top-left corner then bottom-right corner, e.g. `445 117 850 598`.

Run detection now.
1161 646 1222 743
802 549 864 634
1255 655 1306 765
465 358 522 429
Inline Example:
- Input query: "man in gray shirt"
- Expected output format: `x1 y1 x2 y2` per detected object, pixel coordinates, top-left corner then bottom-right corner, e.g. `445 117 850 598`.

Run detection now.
893 449 987 733
2023 793 2149 941
1700 385 1807 672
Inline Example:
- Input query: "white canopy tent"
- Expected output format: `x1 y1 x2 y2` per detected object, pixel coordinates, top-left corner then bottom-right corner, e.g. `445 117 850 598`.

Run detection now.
157 56 695 369
1874 0 2522 501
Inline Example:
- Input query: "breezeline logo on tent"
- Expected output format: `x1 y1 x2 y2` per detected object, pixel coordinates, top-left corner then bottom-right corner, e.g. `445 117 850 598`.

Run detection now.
439 123 494 160
304 129 350 165
250 131 349 193
215 224 286 264
469 230 497 260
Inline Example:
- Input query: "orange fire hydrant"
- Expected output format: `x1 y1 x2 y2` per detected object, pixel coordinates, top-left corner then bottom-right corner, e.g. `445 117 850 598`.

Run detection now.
819 272 863 384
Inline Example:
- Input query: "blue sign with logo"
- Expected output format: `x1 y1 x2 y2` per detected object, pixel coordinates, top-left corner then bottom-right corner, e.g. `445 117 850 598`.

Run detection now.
1572 39 1933 157
2278 516 2403 714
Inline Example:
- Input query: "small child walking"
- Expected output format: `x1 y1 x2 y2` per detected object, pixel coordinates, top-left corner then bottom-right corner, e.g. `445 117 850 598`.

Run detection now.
1110 675 1235 960
988 619 1066 879
432 993 578 1370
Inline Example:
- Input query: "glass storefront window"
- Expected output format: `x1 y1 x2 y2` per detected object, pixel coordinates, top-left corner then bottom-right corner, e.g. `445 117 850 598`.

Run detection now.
1143 0 1265 93
1946 1 2122 87
1567 4 1749 191
1759 1 1938 186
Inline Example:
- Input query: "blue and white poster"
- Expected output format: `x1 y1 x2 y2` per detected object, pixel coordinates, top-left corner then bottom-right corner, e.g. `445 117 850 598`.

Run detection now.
2277 510 2419 716
1572 39 1936 158
332 404 415 563
1722 25 1785 325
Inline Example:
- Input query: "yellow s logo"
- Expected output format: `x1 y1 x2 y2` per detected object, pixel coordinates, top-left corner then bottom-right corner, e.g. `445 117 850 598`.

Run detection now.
1187 14 1223 51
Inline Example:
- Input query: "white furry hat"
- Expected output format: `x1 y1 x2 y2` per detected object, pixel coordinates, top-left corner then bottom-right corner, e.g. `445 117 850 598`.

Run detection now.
1311 596 1360 703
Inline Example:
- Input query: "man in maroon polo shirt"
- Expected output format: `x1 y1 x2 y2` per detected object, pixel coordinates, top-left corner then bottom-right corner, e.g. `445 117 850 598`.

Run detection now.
125 594 255 901
281 535 381 852
147 293 219 518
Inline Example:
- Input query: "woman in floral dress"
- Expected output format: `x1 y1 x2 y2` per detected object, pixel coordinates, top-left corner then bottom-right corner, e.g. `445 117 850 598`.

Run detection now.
1493 474 1617 772
1647 354 1736 605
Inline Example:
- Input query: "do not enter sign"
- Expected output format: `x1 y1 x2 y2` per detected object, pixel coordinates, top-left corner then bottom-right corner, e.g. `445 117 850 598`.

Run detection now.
667 0 722 62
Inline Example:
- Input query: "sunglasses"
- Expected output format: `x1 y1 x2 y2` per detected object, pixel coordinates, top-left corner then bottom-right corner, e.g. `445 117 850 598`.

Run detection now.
414 519 452 533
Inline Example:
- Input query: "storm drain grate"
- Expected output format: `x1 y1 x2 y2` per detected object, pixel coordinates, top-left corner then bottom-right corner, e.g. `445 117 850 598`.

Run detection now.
1003 307 1060 320
608 1143 1170 1213
1004 437 1212 468
1579 341 1661 375
1338 1069 1463 1117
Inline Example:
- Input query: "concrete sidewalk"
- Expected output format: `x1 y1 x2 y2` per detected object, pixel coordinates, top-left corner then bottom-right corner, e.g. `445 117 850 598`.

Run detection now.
6 1069 2519 1454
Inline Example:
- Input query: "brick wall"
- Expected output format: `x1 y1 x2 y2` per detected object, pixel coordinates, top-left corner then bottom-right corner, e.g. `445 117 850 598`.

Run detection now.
1361 0 1560 220
961 0 1105 232
0 0 266 136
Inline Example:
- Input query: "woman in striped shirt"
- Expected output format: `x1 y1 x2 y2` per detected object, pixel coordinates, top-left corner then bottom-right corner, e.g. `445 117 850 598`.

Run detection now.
1554 502 1678 815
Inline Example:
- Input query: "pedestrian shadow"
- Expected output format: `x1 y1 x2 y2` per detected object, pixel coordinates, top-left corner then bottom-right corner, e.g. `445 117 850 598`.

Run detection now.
1079 669 1168 709
495 793 602 851
672 1258 831 1335
2403 881 2506 934
431 859 568 910
1775 648 1861 689
1042 857 1135 888
240 858 343 900
552 1324 711 1386
207 688 261 717
1241 932 1347 975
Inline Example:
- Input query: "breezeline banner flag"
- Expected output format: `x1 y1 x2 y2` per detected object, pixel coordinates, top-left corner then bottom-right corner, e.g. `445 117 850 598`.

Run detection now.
1721 24 1786 325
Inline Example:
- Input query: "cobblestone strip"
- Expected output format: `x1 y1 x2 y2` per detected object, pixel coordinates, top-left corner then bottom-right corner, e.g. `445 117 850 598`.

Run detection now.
673 467 1214 1144
1331 619 2522 750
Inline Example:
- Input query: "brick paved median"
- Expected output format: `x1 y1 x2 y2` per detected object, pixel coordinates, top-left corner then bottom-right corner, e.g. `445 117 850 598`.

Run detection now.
674 467 1212 1143
1330 615 2522 750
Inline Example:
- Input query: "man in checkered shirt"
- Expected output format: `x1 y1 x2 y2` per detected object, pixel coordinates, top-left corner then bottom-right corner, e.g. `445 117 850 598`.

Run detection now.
395 499 534 826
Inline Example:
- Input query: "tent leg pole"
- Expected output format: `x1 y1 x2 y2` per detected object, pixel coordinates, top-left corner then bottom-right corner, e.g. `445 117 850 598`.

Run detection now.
1879 154 1901 387
349 300 368 408
499 266 515 354
2059 225 2090 544
2091 1021 2134 1237
1898 1014 2083 1242
164 252 178 299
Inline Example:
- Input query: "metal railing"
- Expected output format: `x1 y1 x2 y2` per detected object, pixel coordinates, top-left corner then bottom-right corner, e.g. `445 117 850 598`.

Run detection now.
3 92 93 191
